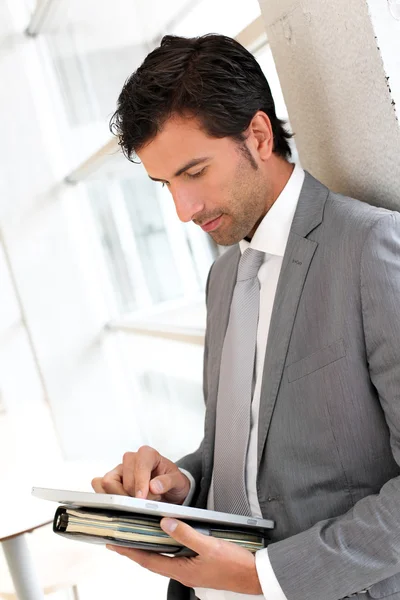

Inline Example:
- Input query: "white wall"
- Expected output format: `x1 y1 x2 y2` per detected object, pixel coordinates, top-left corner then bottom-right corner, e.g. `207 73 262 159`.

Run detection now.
258 0 400 210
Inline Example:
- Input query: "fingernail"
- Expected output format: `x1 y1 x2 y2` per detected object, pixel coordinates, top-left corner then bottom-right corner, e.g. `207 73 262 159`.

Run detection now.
106 545 116 551
162 518 178 533
152 480 163 493
136 490 143 498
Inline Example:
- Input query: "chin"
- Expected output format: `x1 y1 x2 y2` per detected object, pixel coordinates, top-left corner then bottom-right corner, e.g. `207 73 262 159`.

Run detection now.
209 218 251 246
210 232 243 247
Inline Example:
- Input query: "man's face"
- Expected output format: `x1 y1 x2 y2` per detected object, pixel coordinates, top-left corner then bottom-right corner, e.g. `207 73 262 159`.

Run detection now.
137 115 272 245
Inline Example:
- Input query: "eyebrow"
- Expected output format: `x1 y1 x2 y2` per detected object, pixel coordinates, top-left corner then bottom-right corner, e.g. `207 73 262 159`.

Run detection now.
148 157 211 183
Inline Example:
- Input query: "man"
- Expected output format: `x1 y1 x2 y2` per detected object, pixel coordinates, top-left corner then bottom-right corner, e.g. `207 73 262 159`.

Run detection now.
92 34 400 600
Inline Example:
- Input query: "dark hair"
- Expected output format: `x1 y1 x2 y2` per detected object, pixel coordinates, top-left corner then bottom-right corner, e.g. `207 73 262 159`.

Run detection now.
110 34 293 161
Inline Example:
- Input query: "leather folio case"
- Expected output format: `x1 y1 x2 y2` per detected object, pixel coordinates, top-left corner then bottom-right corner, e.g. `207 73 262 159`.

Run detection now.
53 505 269 556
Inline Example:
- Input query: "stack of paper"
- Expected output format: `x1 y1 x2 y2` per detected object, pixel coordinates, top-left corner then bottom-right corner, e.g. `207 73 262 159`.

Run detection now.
54 506 266 554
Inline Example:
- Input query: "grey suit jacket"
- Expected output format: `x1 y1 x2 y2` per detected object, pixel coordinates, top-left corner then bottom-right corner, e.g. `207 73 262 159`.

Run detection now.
168 172 400 600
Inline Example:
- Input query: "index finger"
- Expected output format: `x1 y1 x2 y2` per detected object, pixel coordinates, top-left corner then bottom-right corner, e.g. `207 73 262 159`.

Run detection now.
91 477 106 493
122 447 161 498
91 464 126 495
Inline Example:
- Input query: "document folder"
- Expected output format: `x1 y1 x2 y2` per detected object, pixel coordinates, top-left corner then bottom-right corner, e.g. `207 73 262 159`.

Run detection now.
53 505 270 556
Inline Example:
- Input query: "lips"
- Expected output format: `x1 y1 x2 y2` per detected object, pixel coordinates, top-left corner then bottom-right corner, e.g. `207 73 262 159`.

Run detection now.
200 215 223 232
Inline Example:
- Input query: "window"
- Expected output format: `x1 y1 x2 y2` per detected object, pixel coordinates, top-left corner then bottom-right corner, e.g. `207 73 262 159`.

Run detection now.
121 177 184 305
87 165 218 317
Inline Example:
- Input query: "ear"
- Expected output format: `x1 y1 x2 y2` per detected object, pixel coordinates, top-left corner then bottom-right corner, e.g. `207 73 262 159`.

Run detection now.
247 111 273 161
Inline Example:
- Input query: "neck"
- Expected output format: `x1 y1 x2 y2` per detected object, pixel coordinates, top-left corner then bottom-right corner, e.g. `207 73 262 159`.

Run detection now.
247 159 295 240
269 158 295 205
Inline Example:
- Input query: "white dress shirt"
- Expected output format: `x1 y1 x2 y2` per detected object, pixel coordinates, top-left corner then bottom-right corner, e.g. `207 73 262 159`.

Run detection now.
187 164 305 600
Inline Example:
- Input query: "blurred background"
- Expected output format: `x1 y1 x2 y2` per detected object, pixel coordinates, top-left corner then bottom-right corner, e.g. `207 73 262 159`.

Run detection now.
0 0 295 597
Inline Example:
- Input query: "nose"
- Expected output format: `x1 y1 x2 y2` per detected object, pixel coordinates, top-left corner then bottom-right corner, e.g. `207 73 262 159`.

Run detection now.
170 185 205 223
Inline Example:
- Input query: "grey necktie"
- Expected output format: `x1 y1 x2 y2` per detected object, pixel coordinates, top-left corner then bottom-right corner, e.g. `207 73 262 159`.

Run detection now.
213 247 265 516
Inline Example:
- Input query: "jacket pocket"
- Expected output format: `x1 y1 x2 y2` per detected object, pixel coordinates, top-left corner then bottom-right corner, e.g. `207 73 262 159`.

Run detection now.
368 573 400 598
287 338 346 383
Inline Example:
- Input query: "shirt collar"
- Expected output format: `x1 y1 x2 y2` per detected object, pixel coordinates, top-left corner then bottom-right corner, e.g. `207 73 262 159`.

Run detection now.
239 163 305 257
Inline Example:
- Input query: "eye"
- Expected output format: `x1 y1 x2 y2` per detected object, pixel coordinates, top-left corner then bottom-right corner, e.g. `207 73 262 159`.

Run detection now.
186 167 206 179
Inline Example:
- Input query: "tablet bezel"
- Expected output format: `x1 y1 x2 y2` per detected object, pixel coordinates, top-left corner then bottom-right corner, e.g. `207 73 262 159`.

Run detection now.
32 487 274 530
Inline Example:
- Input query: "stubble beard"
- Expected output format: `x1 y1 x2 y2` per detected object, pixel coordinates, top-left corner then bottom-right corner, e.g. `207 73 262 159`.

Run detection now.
209 158 270 246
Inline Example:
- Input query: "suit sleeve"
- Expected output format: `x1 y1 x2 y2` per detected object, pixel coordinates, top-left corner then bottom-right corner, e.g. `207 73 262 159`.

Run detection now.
266 212 400 600
174 333 208 501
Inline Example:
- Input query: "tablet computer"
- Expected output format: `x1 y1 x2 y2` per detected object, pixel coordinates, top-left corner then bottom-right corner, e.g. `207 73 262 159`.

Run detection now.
32 487 274 530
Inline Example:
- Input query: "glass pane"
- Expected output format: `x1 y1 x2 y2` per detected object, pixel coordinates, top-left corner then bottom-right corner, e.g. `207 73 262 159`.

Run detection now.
47 29 147 128
87 181 138 313
117 331 205 461
121 176 165 234
136 233 183 303
121 176 184 304
180 220 219 288
87 170 210 315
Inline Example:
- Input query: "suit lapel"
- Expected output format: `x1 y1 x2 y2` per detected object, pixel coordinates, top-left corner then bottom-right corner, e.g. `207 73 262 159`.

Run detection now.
257 234 317 469
257 172 329 471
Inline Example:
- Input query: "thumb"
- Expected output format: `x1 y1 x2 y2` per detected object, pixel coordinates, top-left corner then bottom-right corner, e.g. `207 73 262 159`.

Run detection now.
160 518 212 554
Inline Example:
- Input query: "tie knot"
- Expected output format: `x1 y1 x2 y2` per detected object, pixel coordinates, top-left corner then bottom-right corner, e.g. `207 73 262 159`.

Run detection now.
237 248 264 281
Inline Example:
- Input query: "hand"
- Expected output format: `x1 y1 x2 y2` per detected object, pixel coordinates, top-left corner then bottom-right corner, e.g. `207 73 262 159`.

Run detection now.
107 518 263 595
91 446 191 504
